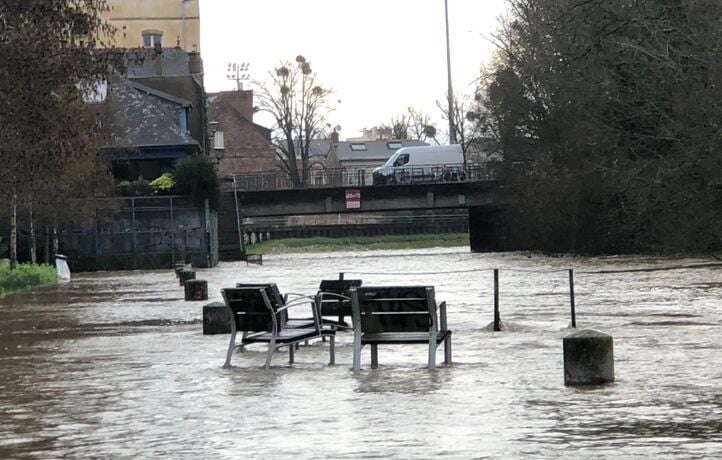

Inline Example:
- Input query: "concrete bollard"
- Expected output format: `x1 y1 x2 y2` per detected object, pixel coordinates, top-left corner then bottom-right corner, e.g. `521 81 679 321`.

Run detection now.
563 329 614 386
174 263 185 278
185 279 208 301
178 270 196 286
203 302 231 335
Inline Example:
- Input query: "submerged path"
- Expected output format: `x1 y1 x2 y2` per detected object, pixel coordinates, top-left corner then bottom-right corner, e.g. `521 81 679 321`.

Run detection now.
1 249 721 458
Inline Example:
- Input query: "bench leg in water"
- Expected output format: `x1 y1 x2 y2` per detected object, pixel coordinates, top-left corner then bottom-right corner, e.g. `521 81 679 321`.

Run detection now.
329 336 335 365
428 335 437 370
265 338 276 369
371 344 379 369
224 329 238 368
289 344 295 365
240 331 248 352
444 331 452 365
352 336 362 372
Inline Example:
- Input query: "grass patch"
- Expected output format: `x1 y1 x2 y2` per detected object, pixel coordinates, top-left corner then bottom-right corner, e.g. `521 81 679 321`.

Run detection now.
0 263 57 299
247 233 469 255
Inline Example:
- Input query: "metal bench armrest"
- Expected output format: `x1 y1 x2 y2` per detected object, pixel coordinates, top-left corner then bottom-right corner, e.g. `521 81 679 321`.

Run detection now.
284 292 310 300
277 297 315 313
318 291 352 301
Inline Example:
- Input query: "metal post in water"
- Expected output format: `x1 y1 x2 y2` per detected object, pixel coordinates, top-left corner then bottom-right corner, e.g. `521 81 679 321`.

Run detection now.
569 269 577 328
493 269 501 332
131 197 137 269
233 176 246 259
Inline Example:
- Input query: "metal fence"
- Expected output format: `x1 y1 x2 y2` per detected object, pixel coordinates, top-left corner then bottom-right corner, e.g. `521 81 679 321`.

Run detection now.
233 162 499 191
59 196 218 271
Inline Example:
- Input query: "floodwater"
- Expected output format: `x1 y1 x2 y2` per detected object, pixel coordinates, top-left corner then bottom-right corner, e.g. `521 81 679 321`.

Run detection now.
1 248 721 458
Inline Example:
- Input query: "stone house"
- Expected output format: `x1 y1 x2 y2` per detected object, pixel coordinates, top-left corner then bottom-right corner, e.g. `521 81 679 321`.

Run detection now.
207 90 278 178
101 47 209 181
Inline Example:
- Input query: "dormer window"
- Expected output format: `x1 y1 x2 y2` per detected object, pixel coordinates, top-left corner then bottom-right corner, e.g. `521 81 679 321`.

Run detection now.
350 143 367 151
142 30 163 48
387 141 403 150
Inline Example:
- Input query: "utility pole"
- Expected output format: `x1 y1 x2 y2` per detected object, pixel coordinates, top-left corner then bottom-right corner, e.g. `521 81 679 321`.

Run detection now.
445 0 457 145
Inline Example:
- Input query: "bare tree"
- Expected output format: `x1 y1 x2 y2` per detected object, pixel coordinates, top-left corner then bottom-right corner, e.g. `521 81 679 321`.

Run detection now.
256 55 334 187
389 114 410 140
436 93 488 160
386 107 439 144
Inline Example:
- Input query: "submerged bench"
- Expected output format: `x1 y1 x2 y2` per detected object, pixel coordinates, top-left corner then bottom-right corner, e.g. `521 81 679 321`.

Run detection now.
350 286 452 371
222 287 335 369
236 283 317 330
317 278 363 329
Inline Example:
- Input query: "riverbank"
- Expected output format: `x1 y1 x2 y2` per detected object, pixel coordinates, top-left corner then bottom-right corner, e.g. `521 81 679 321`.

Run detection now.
0 263 57 299
246 233 469 254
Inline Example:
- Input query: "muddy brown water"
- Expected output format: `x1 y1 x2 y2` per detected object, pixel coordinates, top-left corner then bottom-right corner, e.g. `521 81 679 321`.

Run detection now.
1 248 721 458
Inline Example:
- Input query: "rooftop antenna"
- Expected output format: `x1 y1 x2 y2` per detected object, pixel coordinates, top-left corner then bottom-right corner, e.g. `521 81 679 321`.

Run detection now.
227 62 250 90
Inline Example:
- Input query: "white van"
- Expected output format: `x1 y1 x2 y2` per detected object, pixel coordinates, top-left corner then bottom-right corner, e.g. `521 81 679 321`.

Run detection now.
372 144 464 185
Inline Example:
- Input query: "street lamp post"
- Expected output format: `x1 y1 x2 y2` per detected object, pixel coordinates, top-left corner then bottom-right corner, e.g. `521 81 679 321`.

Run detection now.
445 0 458 146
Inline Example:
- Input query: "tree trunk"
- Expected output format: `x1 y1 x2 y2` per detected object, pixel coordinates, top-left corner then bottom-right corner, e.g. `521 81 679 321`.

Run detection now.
29 203 36 264
9 193 17 270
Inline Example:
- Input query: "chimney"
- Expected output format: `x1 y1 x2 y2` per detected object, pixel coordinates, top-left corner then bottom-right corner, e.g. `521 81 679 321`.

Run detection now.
224 90 254 121
188 51 204 76
330 130 340 145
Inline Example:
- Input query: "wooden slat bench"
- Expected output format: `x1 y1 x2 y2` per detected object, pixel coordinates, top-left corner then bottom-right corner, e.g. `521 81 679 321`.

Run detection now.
350 286 452 371
222 287 335 369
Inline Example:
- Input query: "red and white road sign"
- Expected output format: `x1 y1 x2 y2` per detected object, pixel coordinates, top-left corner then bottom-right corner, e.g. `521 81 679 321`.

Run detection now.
345 189 361 209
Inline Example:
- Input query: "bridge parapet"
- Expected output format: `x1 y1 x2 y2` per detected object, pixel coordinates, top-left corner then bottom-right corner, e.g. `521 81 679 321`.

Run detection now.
230 161 499 192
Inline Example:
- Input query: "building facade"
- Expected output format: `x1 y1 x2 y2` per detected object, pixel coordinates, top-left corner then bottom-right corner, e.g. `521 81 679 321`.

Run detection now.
207 91 278 178
103 48 208 181
103 0 201 52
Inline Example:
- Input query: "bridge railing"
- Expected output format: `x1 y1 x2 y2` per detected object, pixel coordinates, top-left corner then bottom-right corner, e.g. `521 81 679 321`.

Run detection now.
232 162 499 191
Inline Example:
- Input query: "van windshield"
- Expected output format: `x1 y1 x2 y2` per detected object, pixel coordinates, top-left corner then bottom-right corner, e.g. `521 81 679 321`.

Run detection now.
393 153 409 167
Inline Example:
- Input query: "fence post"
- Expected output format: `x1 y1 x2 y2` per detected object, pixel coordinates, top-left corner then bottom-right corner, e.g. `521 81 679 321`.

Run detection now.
569 269 577 328
131 197 137 269
170 197 176 265
493 269 501 332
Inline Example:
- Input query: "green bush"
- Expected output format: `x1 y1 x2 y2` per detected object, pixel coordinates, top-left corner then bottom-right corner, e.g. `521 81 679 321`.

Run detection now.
117 178 155 196
0 263 57 299
150 173 176 193
173 155 220 209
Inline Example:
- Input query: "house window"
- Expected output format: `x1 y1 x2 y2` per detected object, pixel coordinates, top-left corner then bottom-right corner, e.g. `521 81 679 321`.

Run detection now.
142 30 163 48
214 131 225 150
350 143 367 151
387 141 403 150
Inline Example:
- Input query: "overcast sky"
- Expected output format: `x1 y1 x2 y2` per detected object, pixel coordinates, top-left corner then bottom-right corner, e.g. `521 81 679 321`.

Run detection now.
200 0 508 140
